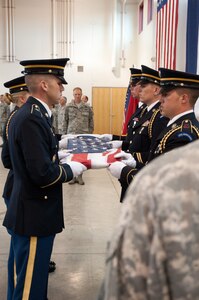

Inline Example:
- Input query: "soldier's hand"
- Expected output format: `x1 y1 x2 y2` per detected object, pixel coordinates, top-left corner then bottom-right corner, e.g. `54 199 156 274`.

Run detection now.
114 151 136 168
66 161 87 177
107 140 123 149
59 135 75 149
58 149 71 160
61 134 77 139
99 134 113 141
108 161 126 179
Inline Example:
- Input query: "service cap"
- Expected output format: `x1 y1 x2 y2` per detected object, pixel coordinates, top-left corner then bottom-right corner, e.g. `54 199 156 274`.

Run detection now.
141 65 160 85
4 76 28 94
159 68 199 89
20 58 70 84
130 68 142 85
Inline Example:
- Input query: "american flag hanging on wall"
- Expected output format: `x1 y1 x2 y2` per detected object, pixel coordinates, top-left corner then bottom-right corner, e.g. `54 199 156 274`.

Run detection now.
156 0 179 70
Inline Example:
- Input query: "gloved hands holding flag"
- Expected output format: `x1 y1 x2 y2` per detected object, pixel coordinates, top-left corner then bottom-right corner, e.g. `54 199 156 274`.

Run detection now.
107 140 123 149
59 135 75 149
108 161 126 179
114 151 136 168
108 151 136 179
61 159 87 177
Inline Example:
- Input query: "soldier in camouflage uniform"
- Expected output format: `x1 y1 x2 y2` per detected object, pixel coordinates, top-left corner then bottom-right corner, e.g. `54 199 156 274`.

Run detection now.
57 96 67 134
0 94 10 145
99 138 199 300
62 87 94 134
62 87 94 184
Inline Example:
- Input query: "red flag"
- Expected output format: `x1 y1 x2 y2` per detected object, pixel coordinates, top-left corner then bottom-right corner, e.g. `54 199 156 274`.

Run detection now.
156 0 179 69
122 85 139 135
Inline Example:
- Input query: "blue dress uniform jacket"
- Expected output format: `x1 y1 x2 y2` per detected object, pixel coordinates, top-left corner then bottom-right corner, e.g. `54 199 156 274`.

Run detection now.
148 112 199 161
120 112 199 202
128 102 169 164
2 97 73 237
1 107 19 202
112 104 147 148
119 102 168 201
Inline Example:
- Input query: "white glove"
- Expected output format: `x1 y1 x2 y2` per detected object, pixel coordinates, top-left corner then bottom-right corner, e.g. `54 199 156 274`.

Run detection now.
65 161 87 177
99 134 113 141
61 134 77 140
114 151 136 168
107 140 123 149
108 161 126 179
58 149 71 160
59 135 76 149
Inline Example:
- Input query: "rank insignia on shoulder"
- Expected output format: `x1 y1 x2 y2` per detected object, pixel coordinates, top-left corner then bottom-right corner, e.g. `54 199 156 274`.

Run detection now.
31 104 42 116
172 123 177 129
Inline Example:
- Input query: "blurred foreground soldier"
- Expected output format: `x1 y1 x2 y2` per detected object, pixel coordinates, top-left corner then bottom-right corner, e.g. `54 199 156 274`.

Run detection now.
99 139 199 300
2 58 86 300
62 87 94 185
110 69 199 201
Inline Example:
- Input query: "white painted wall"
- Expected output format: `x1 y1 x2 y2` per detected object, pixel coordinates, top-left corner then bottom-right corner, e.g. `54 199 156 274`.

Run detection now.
0 0 197 103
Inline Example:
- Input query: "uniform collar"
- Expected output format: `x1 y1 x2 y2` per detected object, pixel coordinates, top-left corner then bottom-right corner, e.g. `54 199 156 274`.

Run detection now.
147 100 159 112
34 97 52 117
167 110 194 127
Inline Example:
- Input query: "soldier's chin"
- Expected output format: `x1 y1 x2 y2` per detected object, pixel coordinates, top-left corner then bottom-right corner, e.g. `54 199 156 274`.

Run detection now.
160 109 166 116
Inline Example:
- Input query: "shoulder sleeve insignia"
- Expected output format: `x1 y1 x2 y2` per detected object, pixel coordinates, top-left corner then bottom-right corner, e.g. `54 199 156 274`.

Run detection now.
181 119 192 129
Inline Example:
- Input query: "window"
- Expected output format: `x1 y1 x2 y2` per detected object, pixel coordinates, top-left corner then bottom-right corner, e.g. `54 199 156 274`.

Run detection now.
139 2 144 33
147 0 153 23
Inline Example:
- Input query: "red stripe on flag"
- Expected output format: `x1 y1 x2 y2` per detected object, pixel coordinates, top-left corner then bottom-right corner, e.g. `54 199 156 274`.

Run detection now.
71 153 92 169
156 0 179 70
102 149 121 164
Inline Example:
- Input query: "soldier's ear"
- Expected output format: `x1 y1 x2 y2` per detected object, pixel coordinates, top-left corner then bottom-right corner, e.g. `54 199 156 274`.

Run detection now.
180 93 189 104
40 80 48 92
154 86 160 96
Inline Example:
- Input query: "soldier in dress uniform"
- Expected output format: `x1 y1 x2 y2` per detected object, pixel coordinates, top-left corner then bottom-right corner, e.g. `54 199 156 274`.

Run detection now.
2 58 86 300
109 65 169 201
148 68 199 161
109 68 199 203
99 138 199 300
1 76 30 300
106 68 146 150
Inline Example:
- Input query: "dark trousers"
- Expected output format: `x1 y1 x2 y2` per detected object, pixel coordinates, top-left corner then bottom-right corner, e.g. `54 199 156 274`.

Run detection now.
4 198 15 300
7 231 55 300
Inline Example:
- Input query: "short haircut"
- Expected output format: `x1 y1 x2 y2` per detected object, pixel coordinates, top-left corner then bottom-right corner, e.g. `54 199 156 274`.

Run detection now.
73 87 82 92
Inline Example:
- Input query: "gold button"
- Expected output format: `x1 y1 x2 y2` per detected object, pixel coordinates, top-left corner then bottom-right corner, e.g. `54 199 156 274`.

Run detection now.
44 196 48 199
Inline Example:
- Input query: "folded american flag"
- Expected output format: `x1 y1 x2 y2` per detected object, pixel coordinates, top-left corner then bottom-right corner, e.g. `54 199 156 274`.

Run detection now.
59 135 121 169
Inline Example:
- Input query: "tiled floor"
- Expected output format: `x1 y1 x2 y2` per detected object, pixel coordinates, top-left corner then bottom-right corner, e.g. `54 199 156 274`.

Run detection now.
0 146 121 300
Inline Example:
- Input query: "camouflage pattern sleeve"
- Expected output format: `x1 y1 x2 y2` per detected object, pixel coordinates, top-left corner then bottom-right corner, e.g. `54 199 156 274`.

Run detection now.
99 140 199 300
89 106 94 133
62 105 69 134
